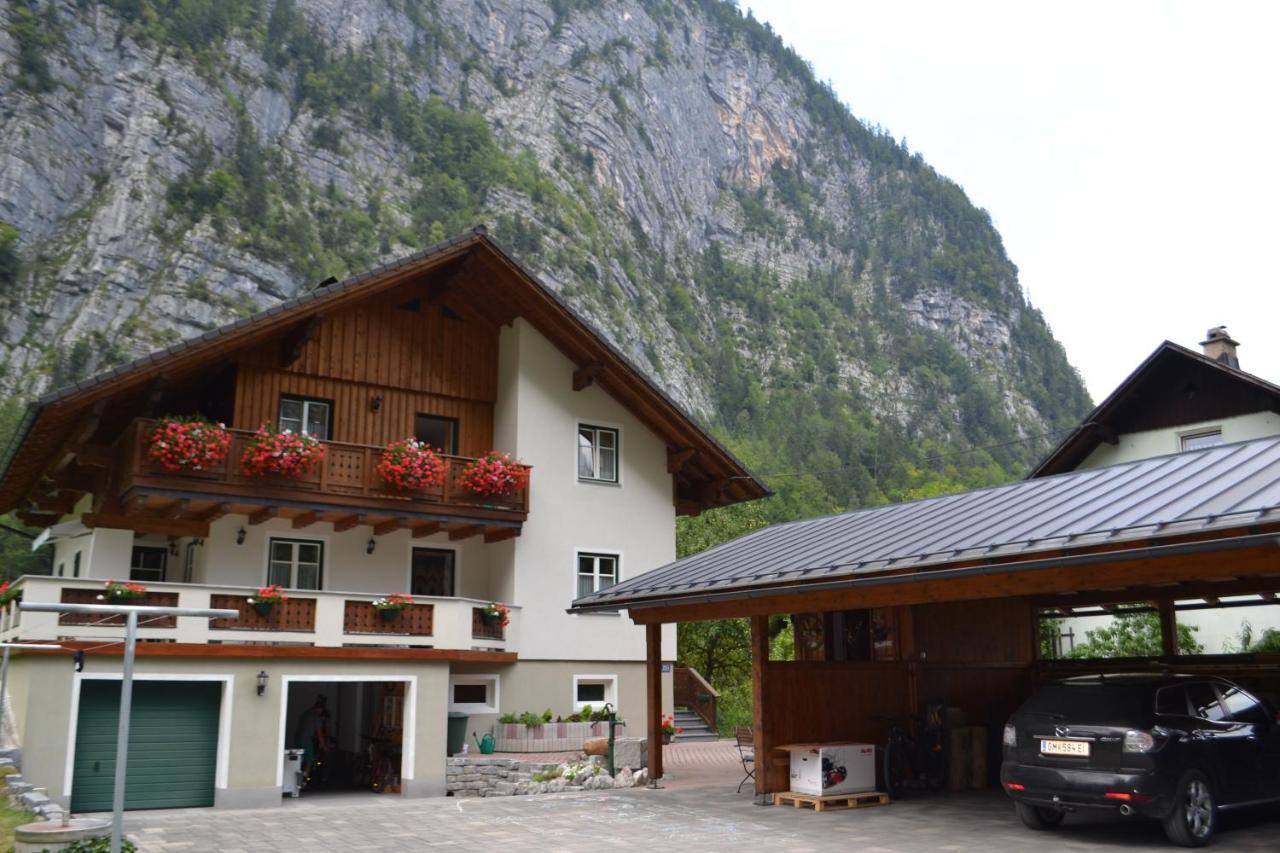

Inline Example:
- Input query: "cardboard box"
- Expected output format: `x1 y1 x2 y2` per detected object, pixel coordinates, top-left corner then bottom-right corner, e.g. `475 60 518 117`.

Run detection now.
784 742 876 796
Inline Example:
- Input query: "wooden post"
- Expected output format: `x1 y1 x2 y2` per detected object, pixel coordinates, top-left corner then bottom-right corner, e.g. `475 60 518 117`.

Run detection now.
646 623 663 781
1158 598 1178 657
750 614 769 795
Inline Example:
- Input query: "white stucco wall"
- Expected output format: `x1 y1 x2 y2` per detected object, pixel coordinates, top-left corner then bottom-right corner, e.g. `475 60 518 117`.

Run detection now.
1077 411 1280 470
497 319 679 663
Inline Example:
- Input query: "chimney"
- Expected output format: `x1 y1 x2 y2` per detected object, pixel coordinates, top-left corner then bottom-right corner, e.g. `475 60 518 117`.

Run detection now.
1200 326 1240 369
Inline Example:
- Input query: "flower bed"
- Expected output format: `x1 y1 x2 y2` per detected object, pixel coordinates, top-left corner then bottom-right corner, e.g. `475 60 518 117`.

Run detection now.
492 721 628 753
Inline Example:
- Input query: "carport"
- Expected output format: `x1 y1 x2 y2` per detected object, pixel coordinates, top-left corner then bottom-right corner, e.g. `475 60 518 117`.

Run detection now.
570 436 1280 795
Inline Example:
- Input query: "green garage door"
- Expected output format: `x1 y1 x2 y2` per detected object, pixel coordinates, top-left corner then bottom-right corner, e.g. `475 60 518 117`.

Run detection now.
72 681 221 812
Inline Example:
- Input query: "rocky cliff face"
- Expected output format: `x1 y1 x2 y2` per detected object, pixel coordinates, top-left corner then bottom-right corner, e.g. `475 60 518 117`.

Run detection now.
0 0 1090 497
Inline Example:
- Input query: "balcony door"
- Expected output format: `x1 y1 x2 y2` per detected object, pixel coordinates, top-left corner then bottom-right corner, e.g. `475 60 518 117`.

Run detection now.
411 548 455 597
414 414 458 455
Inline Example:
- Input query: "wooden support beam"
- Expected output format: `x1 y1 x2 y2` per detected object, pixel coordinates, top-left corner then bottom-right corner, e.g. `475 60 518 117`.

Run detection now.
141 375 170 418
74 445 114 469
646 623 663 783
482 526 519 544
697 478 731 505
51 466 99 493
1094 422 1119 446
280 315 322 367
372 518 403 536
162 499 190 520
33 492 79 515
666 447 698 474
1157 598 1179 656
197 503 231 523
125 494 149 515
248 506 278 526
82 513 210 538
447 524 482 541
332 514 365 533
572 362 604 391
410 522 442 539
15 511 59 529
750 615 769 795
292 511 320 530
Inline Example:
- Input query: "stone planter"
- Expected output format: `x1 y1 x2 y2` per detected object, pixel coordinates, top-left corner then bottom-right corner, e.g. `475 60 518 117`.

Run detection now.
493 721 627 753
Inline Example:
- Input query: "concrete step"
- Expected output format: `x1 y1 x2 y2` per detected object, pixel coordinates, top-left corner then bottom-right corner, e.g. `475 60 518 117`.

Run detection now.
673 732 722 742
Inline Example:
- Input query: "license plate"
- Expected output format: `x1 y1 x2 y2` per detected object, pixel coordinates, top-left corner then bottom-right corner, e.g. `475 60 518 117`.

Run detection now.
1040 738 1090 757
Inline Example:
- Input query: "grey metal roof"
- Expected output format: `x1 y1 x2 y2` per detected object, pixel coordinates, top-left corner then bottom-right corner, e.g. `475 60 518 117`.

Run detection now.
571 434 1280 610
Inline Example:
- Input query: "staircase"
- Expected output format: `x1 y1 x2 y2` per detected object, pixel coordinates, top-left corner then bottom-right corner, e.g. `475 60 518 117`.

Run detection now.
672 708 720 742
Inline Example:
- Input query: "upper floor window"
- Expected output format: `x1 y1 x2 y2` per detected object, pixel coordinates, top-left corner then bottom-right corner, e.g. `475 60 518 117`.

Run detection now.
1181 430 1223 452
577 552 619 598
577 424 618 483
130 546 167 583
279 395 331 441
415 414 458 455
268 538 323 590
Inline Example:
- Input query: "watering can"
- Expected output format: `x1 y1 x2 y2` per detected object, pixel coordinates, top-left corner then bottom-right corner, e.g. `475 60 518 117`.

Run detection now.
473 731 495 754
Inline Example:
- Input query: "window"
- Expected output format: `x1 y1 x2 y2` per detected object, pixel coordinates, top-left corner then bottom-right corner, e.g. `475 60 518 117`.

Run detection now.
577 553 619 598
448 675 499 714
411 548 455 597
278 395 331 441
414 414 458 455
572 674 617 711
577 424 618 483
72 552 81 578
1181 430 1223 451
130 546 167 582
1218 684 1271 726
1186 682 1229 722
1156 686 1191 717
267 538 323 590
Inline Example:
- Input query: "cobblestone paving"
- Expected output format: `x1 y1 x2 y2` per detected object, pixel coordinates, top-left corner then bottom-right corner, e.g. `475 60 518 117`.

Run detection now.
124 742 1279 852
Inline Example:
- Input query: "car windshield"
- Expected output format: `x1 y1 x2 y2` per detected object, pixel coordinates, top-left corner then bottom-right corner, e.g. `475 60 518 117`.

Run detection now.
1020 683 1147 725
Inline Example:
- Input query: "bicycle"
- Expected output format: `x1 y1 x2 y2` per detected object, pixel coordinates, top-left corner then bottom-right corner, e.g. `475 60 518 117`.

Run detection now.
878 703 948 798
357 734 401 793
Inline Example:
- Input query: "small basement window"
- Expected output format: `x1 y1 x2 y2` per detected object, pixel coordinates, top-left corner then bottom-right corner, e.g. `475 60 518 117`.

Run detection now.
449 675 499 714
572 674 617 711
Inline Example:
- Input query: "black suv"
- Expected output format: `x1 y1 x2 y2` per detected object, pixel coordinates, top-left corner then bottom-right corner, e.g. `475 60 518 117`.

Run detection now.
1001 674 1280 846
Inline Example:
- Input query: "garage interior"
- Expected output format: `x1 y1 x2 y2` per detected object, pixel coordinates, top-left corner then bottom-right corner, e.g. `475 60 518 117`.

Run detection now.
284 681 405 796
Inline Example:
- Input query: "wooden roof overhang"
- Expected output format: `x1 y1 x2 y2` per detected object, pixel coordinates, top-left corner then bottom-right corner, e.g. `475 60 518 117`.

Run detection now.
586 526 1280 625
0 229 767 518
1030 342 1280 478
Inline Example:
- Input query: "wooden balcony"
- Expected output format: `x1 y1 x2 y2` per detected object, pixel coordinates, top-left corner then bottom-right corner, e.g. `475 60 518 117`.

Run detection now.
3 577 519 653
108 419 530 539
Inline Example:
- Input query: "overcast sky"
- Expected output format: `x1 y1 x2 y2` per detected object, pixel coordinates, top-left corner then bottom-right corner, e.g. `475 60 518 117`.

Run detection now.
741 0 1280 402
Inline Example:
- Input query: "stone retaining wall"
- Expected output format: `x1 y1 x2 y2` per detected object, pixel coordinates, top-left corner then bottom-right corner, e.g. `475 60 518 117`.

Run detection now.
447 740 649 798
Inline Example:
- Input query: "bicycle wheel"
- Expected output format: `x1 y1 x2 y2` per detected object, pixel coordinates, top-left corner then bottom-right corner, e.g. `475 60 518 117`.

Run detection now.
882 738 907 798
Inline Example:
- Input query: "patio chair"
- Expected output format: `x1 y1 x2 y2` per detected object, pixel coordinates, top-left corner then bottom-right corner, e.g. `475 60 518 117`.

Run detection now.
735 726 755 793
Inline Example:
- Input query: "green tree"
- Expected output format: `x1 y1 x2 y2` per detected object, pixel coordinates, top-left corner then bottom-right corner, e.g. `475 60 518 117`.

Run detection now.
1068 611 1203 658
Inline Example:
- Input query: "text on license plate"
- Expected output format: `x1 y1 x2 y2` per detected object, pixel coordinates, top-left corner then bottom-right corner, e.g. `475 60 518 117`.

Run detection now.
1040 739 1090 757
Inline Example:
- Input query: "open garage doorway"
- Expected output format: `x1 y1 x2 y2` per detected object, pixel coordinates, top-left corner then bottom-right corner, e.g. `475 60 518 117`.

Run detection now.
283 680 409 797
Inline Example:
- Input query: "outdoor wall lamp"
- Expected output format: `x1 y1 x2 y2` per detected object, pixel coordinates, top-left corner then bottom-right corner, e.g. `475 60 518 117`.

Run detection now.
366 538 377 555
257 670 269 696
370 395 383 413
236 527 246 545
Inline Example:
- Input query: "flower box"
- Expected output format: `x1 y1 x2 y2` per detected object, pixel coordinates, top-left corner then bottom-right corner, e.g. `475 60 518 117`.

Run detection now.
492 721 628 753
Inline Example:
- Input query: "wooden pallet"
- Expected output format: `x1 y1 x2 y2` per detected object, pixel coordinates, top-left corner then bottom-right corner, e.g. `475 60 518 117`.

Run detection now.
774 790 890 812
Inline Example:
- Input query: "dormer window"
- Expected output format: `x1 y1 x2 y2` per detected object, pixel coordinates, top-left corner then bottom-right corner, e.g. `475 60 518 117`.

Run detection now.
1181 430 1223 452
279 395 331 441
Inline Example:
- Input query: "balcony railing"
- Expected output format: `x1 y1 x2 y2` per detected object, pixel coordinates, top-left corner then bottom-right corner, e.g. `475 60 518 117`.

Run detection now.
120 418 531 520
1 577 519 652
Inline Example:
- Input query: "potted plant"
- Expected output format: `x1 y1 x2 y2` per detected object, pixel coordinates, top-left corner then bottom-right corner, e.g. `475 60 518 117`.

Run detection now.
248 584 288 616
376 439 446 491
240 424 326 478
146 416 232 472
371 592 414 622
0 581 19 611
456 451 530 498
99 579 147 603
660 715 683 745
481 602 511 627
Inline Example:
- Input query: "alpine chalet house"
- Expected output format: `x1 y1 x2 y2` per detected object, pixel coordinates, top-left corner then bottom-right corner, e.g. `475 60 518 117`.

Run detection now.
0 228 766 811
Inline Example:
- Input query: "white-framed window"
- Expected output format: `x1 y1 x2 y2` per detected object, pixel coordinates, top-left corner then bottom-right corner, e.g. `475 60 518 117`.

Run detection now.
577 424 619 483
130 546 167 582
267 538 324 590
1180 429 1223 452
572 674 618 711
448 674 500 714
577 552 619 598
279 395 331 440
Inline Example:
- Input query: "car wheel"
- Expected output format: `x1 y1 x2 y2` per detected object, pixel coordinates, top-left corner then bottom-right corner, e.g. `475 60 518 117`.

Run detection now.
1016 801 1065 830
1163 770 1216 847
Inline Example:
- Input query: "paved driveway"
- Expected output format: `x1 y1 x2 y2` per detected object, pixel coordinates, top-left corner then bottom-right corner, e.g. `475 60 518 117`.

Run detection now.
122 741 1279 852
